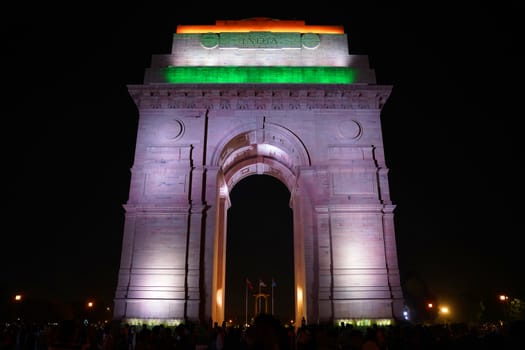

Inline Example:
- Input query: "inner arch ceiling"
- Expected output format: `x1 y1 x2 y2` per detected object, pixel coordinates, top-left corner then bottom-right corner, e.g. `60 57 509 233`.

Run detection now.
214 123 311 191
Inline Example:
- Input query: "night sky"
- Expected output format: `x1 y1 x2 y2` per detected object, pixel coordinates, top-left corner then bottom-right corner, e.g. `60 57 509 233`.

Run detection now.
3 2 523 323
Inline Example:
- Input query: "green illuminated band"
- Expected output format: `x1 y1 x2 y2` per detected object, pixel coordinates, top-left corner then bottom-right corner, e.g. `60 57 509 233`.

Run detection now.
163 66 357 84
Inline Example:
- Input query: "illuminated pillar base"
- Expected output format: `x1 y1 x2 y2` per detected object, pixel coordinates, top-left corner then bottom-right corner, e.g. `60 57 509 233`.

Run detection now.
114 299 186 323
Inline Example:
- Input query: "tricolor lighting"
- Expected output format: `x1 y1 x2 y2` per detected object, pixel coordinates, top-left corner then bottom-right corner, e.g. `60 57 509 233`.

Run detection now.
164 66 357 84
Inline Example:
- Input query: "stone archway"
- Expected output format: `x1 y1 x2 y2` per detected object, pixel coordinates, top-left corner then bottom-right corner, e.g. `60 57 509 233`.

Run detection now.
210 123 310 326
113 17 405 327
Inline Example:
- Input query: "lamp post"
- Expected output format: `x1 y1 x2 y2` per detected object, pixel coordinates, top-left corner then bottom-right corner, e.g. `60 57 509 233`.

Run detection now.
14 294 23 321
86 300 95 323
498 294 509 325
425 302 436 325
439 306 450 327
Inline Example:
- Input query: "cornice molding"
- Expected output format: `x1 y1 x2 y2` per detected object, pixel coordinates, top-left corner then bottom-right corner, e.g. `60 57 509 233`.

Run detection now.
127 84 392 110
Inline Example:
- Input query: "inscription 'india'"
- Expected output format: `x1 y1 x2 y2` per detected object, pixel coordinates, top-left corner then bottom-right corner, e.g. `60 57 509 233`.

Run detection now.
220 32 301 49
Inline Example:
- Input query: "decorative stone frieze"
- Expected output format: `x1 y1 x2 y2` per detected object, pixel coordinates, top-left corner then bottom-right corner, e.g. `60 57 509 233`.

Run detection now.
128 84 392 111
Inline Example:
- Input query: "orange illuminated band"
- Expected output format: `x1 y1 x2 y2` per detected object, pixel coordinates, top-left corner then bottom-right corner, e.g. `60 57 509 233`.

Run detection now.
177 18 344 34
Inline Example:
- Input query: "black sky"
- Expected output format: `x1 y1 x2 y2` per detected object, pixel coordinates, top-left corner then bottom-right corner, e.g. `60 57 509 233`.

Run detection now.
2 2 524 323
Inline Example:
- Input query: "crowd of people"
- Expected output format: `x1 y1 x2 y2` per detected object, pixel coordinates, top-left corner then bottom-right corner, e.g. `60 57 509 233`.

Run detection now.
2 314 524 350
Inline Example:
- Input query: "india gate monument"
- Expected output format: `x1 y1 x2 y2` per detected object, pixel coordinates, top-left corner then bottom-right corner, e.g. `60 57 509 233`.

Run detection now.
113 17 405 327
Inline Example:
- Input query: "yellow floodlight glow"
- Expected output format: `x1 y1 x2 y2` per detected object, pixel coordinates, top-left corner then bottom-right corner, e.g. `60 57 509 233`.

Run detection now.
124 318 183 327
335 318 393 327
297 287 303 304
216 288 223 308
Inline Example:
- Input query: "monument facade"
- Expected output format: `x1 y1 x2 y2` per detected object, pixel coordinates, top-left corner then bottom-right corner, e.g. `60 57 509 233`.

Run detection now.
113 17 404 326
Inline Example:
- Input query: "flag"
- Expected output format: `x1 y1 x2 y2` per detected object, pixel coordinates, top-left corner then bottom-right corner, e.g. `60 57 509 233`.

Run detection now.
246 278 254 290
272 278 276 287
259 279 267 288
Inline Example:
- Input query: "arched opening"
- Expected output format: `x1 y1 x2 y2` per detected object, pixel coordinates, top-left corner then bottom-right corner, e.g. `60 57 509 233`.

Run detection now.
210 125 311 326
225 174 294 325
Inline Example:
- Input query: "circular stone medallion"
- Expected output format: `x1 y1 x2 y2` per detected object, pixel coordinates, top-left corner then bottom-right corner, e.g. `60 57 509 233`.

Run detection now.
302 33 320 49
201 33 219 49
338 120 362 139
161 119 184 140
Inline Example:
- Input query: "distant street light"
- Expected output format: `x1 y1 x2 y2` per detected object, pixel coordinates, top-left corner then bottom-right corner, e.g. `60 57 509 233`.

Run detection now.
498 294 509 324
14 294 23 321
439 305 450 326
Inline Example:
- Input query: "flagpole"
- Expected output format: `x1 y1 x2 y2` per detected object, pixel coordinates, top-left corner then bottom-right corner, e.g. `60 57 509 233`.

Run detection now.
258 279 261 314
245 283 248 326
271 280 274 315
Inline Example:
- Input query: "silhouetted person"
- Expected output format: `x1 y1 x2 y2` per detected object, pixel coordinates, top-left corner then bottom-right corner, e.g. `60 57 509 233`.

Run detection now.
247 313 282 350
99 324 114 350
